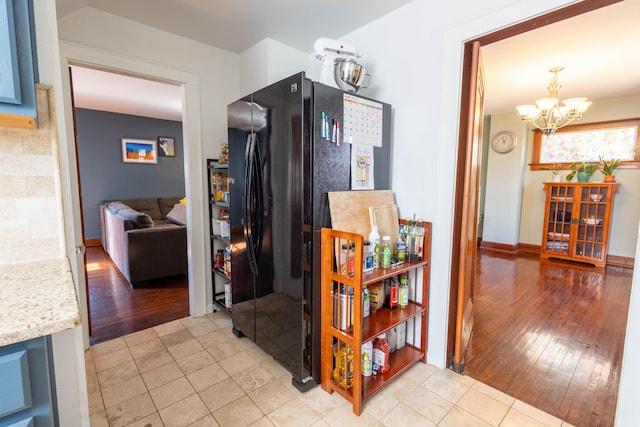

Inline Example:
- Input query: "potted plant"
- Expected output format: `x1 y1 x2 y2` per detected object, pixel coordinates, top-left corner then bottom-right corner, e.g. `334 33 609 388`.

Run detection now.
566 161 598 182
599 156 620 182
546 162 562 182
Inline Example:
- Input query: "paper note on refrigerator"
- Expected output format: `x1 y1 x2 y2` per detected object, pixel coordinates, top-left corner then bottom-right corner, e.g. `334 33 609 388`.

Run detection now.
343 94 384 147
351 143 374 190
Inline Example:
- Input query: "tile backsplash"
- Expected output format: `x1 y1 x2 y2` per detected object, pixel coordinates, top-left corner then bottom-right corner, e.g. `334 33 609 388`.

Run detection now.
0 85 65 264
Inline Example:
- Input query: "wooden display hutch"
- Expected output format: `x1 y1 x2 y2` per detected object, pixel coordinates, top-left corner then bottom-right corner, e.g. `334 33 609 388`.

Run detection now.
320 224 431 415
541 182 618 267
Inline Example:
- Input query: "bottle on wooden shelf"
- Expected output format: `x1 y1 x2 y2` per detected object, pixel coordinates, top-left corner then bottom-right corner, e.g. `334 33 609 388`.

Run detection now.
368 226 380 268
361 340 373 377
381 236 392 269
372 333 390 375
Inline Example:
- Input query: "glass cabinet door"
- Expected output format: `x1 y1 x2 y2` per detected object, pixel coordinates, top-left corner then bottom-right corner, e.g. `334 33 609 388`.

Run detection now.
575 186 607 261
545 185 574 255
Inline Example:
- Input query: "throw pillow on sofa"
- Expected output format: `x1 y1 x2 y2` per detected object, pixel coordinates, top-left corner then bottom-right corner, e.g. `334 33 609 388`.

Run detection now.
158 197 183 219
133 213 154 228
167 203 187 226
106 201 154 229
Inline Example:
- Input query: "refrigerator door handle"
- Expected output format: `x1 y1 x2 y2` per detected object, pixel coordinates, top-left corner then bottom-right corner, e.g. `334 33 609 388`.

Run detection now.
242 133 252 244
252 137 264 261
244 133 259 275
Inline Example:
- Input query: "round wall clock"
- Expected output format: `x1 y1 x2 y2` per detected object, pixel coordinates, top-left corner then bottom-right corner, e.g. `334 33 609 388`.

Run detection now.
491 131 518 153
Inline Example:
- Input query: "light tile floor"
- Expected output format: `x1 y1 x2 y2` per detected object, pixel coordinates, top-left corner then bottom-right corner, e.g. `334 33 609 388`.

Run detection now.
86 312 575 427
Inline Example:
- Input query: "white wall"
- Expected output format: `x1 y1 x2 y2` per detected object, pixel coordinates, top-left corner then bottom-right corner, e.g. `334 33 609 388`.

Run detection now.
483 112 528 245
239 38 308 96
615 220 640 424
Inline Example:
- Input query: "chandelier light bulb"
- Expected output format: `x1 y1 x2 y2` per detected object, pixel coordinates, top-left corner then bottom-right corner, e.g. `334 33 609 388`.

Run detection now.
535 97 559 111
563 97 587 109
516 67 590 135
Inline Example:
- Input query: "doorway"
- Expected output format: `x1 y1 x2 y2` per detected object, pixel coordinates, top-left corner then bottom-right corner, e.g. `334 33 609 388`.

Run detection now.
448 0 621 372
58 42 210 348
448 0 628 421
69 64 189 344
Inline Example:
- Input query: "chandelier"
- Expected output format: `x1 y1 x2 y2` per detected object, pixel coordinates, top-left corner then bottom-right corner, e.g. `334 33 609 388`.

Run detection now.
516 66 591 135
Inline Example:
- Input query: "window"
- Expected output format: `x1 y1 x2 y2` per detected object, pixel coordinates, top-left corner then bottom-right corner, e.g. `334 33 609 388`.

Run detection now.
531 119 640 170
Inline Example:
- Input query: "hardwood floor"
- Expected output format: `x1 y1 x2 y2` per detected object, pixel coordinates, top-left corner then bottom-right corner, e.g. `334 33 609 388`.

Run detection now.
86 246 189 345
465 248 632 427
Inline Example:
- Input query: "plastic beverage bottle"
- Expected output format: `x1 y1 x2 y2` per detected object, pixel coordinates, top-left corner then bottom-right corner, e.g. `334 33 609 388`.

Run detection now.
399 273 409 308
363 241 374 271
362 285 370 318
415 218 425 261
348 243 355 276
389 277 399 309
407 215 419 262
387 327 397 353
369 225 381 268
373 334 390 374
361 340 373 376
381 236 392 269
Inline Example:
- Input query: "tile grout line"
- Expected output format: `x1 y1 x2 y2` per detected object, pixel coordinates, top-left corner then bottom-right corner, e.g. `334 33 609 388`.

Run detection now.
89 315 570 427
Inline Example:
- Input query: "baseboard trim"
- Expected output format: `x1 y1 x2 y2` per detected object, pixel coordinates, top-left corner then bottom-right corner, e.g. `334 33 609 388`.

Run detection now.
607 255 635 269
480 241 634 269
479 241 518 252
85 238 102 247
517 243 540 254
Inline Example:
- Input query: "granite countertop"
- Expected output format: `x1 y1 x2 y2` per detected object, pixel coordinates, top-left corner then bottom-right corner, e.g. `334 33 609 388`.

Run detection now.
0 258 81 346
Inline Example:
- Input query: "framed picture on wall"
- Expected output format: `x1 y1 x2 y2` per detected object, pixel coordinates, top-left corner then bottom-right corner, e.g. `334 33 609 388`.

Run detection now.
121 138 158 164
158 136 175 157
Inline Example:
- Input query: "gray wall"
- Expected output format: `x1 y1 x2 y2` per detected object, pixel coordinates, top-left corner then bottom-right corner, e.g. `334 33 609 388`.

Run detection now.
75 108 185 239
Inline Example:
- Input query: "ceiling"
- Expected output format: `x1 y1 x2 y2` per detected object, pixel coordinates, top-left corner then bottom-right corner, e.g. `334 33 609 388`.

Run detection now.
60 0 640 121
482 0 640 114
56 0 414 54
70 66 184 121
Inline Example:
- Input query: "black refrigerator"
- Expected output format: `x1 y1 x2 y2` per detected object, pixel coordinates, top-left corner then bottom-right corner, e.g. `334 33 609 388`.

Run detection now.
227 72 391 391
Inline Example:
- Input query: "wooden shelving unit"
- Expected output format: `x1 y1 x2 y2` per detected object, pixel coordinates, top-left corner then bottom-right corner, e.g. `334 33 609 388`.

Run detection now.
320 224 431 415
541 182 618 267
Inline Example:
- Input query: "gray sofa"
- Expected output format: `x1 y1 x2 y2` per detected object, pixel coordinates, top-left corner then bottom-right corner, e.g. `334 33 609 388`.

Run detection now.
100 197 187 287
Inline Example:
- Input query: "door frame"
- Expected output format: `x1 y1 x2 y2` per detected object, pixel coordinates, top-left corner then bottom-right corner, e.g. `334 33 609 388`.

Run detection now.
67 66 91 336
446 0 622 367
450 40 484 371
57 42 208 348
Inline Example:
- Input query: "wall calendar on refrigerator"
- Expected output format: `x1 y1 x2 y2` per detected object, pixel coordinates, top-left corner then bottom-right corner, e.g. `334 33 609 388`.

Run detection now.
343 93 384 147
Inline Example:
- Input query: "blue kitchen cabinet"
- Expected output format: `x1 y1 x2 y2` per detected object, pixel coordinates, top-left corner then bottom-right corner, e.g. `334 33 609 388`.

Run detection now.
0 0 38 121
0 337 55 427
